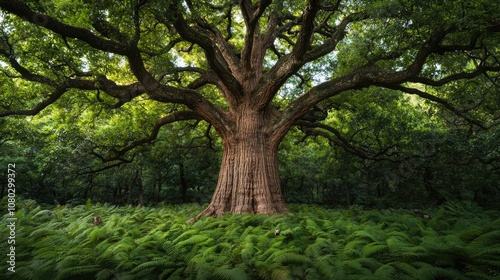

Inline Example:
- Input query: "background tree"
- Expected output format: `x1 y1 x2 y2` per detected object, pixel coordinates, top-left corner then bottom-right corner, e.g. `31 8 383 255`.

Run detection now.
1 0 499 219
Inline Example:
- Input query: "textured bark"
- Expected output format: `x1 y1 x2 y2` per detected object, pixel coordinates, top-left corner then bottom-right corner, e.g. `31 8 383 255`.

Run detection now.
190 105 288 221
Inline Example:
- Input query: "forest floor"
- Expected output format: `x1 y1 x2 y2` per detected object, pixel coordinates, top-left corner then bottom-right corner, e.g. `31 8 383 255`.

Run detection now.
1 199 499 280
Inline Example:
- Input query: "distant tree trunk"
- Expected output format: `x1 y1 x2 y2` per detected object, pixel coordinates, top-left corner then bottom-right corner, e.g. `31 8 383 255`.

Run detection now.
114 177 124 205
137 169 144 207
344 184 351 209
280 177 289 201
423 167 445 204
113 182 118 204
192 106 288 220
83 174 93 200
126 174 134 205
156 174 162 203
179 161 188 203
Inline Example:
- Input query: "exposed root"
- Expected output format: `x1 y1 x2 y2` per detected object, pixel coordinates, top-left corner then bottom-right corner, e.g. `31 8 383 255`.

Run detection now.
186 206 218 223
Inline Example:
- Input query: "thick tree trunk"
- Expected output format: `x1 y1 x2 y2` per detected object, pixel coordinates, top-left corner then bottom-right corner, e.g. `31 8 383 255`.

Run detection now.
190 107 288 221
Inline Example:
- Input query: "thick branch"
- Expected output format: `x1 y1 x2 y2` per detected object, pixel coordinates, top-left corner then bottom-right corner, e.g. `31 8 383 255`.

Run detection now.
0 0 131 55
409 65 500 86
165 4 243 99
303 12 367 62
93 111 202 163
0 86 68 117
125 48 232 135
94 75 145 108
383 84 486 129
0 49 55 86
273 26 457 140
296 120 403 161
80 160 132 175
240 0 272 74
0 49 148 115
292 0 320 58
255 6 359 109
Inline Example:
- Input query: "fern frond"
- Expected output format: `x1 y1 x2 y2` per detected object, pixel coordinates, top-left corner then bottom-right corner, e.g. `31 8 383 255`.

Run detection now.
240 241 258 261
110 236 135 253
88 227 106 243
95 268 116 280
341 259 364 274
352 230 379 242
457 225 484 242
29 228 57 240
56 265 100 280
343 240 366 257
32 209 53 218
313 256 337 277
464 271 498 280
271 267 291 280
391 261 418 277
432 267 469 280
202 242 232 258
275 252 309 266
400 246 430 262
212 265 248 280
362 242 389 258
469 230 500 247
373 263 396 278
176 234 211 248
172 229 199 243
130 258 175 273
357 257 383 271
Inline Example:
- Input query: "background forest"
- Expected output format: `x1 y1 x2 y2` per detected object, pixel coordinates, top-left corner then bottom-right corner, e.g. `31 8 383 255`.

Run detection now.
1 87 499 209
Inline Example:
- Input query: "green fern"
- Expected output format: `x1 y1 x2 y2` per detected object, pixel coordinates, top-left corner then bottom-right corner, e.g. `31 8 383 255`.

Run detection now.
361 242 389 258
313 256 344 279
373 263 396 279
172 229 199 243
130 258 175 273
212 265 248 280
56 265 100 280
5 200 500 280
275 252 309 266
270 267 291 280
464 271 498 280
469 229 500 247
343 240 366 257
176 234 211 247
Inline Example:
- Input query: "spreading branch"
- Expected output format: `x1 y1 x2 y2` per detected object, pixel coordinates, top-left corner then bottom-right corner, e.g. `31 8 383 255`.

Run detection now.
0 0 131 55
383 84 487 129
272 25 484 140
164 3 243 100
91 111 202 163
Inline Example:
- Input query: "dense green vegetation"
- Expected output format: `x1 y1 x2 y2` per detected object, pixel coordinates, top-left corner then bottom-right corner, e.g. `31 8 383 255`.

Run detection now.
2 87 499 209
2 198 499 280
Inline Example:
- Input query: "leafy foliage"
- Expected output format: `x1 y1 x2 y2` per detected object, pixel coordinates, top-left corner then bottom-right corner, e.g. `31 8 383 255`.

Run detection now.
2 199 499 279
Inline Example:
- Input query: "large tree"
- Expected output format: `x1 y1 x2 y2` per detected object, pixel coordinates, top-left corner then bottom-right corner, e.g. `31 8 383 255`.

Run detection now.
1 0 499 219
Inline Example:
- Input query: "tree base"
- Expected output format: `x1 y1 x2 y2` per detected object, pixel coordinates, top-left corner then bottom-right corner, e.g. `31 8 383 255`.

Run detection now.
187 203 289 223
